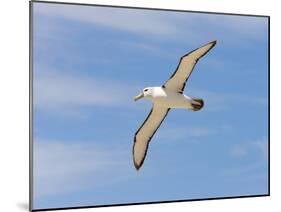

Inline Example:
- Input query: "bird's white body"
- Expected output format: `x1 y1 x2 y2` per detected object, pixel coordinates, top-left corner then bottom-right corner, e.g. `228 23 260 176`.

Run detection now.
146 87 193 109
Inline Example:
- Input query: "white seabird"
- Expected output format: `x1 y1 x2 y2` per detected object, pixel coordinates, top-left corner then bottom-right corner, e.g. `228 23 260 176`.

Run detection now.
133 40 217 170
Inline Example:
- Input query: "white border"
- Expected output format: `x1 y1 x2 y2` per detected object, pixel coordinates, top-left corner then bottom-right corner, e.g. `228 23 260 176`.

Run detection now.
0 0 278 212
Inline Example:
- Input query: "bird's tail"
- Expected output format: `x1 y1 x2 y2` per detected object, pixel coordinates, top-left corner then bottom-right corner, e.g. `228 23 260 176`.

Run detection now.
191 98 204 111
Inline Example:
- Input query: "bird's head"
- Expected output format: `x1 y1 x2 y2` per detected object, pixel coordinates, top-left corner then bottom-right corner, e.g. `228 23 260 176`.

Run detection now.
134 87 153 101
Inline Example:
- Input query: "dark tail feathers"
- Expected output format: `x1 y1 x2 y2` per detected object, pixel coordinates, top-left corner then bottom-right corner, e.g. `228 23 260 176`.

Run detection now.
191 98 204 111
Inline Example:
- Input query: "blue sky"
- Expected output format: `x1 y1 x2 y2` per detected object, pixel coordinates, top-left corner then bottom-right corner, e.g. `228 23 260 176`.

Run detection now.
32 2 269 210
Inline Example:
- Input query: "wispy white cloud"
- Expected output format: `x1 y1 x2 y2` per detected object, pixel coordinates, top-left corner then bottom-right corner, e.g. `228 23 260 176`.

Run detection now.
34 3 182 38
34 67 140 111
207 15 268 41
122 40 177 60
34 2 267 44
254 138 268 159
154 125 231 142
188 88 268 112
230 137 268 160
230 146 248 158
220 138 268 179
33 139 131 198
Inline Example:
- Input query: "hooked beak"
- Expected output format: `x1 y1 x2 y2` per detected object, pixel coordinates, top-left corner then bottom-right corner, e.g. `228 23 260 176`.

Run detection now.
134 92 144 101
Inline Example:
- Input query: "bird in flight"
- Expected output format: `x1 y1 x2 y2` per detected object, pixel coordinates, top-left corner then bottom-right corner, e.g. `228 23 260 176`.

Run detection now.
133 40 217 170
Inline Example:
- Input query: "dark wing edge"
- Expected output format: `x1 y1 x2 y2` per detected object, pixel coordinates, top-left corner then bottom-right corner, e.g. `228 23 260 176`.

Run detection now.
163 40 217 92
133 107 170 170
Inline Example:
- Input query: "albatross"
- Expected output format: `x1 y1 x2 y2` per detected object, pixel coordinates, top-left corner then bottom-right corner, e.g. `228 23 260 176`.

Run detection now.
133 40 217 170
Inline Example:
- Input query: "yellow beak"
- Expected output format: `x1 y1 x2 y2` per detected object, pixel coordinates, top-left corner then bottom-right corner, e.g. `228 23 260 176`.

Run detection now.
134 92 144 101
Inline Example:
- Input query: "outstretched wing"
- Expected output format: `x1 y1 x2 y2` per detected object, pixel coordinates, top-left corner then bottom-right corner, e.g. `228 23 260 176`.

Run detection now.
163 40 217 92
133 106 170 170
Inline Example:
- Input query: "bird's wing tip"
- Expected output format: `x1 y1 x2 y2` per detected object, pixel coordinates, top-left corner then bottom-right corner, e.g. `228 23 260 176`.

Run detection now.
203 40 217 51
134 162 141 171
210 40 217 46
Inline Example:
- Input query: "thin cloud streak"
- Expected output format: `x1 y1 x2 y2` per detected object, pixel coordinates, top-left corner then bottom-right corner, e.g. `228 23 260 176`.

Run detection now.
189 88 268 112
229 137 268 160
34 3 182 38
33 139 130 198
154 125 229 142
34 68 140 111
34 2 267 44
